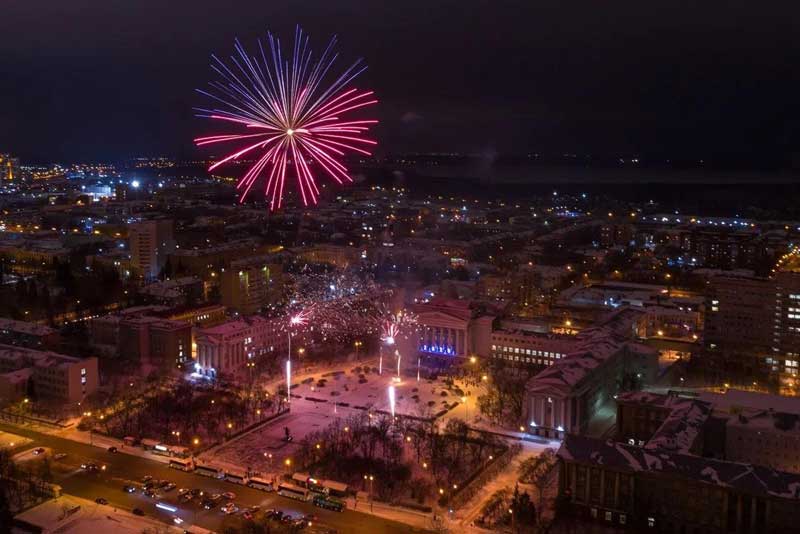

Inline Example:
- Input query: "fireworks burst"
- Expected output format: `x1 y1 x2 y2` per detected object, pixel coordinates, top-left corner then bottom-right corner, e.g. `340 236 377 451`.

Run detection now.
380 309 418 345
195 26 378 210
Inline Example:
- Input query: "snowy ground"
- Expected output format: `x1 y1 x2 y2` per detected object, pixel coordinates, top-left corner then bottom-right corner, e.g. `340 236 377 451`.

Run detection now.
0 429 31 451
204 361 549 479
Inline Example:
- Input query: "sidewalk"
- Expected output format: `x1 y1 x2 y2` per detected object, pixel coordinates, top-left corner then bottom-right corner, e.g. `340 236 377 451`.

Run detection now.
15 493 215 534
52 425 173 464
348 496 434 531
456 440 558 528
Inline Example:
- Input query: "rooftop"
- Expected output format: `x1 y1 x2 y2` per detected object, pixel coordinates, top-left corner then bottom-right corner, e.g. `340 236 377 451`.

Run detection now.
0 318 57 337
559 433 800 501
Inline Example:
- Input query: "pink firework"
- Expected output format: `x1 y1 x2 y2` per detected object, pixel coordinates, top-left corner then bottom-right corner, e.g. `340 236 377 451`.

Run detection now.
195 26 378 210
289 308 312 327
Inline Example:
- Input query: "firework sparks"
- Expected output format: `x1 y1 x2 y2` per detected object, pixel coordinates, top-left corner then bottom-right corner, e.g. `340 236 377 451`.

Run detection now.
195 26 378 210
381 309 417 345
289 308 312 327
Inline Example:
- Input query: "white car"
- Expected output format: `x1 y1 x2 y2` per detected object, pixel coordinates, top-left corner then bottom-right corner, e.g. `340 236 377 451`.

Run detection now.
221 503 238 515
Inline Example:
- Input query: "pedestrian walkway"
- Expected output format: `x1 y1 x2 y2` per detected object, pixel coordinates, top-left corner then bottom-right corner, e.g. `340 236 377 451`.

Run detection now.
50 425 173 464
347 496 433 530
456 439 558 528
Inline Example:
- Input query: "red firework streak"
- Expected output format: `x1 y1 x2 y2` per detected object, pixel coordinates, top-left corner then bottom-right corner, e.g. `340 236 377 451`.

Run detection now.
194 26 378 210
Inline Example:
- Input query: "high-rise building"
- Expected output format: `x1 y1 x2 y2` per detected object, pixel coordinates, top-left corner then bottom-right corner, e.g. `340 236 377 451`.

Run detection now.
704 251 800 392
772 254 800 392
704 274 773 381
221 257 282 315
129 219 175 280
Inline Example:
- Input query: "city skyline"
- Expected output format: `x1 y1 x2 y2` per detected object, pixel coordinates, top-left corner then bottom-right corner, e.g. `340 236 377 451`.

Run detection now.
3 3 800 534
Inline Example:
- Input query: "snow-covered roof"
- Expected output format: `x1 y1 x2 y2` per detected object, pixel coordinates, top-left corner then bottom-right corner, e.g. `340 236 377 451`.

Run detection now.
558 434 800 500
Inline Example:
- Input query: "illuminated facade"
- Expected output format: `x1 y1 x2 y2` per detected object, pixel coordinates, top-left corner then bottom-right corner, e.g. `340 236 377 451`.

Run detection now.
413 298 493 357
194 315 287 378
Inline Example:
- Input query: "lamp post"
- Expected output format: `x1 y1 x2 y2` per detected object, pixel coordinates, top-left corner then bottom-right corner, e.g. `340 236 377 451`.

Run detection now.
364 474 374 511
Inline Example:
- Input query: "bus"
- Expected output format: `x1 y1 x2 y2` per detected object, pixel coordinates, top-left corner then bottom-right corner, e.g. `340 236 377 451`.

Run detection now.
313 494 346 512
225 469 249 485
307 477 348 498
277 483 310 502
168 458 195 472
248 476 275 492
195 464 225 479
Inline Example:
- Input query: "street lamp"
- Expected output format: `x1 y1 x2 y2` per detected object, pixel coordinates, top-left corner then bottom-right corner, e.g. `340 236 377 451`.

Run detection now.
364 475 375 511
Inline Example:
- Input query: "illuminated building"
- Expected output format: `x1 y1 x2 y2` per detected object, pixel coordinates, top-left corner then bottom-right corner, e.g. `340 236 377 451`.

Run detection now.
413 298 494 358
0 344 98 404
704 255 800 391
523 309 658 439
129 219 175 280
194 315 287 378
221 257 282 315
118 316 192 368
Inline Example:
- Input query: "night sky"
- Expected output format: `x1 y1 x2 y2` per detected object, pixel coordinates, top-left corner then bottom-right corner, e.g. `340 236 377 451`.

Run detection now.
2 1 799 165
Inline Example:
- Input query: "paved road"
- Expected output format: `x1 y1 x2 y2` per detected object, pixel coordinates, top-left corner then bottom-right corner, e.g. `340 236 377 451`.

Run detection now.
1 422 426 534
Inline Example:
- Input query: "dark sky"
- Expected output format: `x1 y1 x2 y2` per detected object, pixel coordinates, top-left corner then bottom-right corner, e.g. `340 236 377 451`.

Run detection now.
2 0 799 164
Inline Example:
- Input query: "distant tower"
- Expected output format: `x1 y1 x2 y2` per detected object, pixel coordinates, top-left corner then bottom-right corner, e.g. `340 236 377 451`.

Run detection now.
0 154 19 181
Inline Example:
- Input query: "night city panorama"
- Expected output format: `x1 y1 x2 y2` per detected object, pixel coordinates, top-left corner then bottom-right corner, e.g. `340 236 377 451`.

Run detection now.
1 2 800 533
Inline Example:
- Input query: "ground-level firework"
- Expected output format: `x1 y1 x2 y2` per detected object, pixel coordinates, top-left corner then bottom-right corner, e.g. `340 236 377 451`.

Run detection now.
195 26 378 210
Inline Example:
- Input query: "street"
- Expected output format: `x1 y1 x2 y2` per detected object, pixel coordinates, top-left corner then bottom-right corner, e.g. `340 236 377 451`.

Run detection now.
1 422 426 534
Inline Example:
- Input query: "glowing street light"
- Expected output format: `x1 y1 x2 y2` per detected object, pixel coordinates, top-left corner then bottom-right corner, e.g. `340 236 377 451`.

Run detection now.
364 474 375 511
